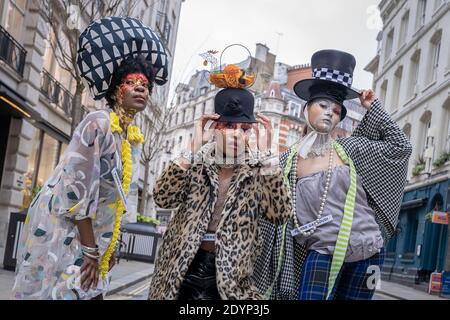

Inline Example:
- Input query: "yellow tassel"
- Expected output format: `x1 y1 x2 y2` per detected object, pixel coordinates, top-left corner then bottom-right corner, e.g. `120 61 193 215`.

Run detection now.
100 112 142 279
109 112 123 134
99 123 134 279
127 125 144 144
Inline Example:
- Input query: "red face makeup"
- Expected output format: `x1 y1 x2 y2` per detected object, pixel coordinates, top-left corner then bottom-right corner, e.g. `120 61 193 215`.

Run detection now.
120 73 150 90
115 73 151 112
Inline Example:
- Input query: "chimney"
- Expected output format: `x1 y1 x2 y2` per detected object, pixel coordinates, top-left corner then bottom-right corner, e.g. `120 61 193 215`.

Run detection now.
255 43 269 63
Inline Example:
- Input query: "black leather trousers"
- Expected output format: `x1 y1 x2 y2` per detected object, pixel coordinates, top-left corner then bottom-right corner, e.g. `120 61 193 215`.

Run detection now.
178 249 221 300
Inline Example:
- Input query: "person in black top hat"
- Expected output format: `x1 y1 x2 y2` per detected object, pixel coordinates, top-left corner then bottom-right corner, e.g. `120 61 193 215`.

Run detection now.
253 49 412 300
148 63 292 300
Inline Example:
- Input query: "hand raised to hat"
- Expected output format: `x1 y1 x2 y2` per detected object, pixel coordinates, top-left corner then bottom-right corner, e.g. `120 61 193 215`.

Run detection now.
191 113 220 154
359 89 377 110
250 112 273 153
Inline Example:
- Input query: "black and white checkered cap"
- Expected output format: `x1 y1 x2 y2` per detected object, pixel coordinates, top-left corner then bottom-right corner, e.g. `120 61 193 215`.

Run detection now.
77 16 169 100
313 67 353 88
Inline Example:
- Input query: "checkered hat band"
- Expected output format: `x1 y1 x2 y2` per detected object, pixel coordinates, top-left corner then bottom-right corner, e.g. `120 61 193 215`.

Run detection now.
313 68 353 87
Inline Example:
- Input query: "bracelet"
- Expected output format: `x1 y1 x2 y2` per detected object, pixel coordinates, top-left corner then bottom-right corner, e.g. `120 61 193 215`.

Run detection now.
81 244 99 253
82 251 100 260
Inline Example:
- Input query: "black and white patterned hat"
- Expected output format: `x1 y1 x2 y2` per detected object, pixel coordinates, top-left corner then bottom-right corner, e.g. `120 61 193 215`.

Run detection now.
294 49 361 119
77 16 169 100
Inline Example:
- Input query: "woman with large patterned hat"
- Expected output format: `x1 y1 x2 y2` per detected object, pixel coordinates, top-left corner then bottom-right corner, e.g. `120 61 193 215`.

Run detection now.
11 17 169 300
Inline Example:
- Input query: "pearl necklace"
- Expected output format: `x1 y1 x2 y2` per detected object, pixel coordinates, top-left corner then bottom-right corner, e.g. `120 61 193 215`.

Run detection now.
292 145 334 237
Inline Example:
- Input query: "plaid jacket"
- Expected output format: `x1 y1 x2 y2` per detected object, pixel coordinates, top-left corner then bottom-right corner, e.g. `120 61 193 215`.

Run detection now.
253 99 412 299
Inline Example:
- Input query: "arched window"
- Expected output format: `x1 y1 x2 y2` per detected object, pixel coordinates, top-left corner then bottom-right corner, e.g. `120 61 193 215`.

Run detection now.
429 29 442 83
443 98 450 152
402 123 411 141
419 110 432 157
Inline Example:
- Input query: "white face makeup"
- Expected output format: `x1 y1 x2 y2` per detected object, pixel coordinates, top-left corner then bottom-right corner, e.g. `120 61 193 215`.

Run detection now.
306 99 342 134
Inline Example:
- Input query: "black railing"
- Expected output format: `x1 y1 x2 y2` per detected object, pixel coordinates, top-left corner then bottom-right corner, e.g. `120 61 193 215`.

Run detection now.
40 69 74 118
0 25 27 76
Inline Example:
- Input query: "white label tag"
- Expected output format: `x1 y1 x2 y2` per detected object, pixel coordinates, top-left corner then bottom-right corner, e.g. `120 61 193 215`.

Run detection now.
112 168 128 212
291 215 334 237
202 233 216 241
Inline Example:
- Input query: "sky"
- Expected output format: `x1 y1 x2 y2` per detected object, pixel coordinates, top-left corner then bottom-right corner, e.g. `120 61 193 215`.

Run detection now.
167 0 383 104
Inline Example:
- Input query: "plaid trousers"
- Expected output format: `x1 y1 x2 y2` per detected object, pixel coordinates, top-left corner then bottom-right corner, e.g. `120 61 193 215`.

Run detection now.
298 249 384 300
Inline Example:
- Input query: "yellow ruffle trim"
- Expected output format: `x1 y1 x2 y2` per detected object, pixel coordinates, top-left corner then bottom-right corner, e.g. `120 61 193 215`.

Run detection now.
99 113 139 279
109 112 123 134
110 112 144 145
99 139 132 279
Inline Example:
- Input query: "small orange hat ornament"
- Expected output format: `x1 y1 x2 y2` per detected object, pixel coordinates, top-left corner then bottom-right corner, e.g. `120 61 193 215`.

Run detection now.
209 64 255 89
208 44 256 89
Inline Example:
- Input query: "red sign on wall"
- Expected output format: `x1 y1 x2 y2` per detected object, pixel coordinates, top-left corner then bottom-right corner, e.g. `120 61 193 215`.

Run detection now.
431 211 449 225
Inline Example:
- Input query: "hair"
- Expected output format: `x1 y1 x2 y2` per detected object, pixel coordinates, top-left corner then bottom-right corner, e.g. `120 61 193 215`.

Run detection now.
105 54 155 106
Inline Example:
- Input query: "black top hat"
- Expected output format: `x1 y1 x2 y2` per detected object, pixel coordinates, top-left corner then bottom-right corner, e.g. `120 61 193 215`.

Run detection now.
294 49 361 120
214 88 257 123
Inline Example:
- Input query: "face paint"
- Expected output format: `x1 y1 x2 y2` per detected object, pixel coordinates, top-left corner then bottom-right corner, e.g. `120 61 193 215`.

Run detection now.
113 73 151 131
306 99 342 134
115 73 150 103
214 122 251 158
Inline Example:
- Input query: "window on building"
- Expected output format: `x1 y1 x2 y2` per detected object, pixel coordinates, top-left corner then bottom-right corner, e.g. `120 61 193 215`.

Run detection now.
416 0 427 30
408 50 421 98
202 102 206 114
163 20 172 45
286 128 301 147
403 123 412 140
398 10 410 48
420 111 432 158
175 113 179 125
429 30 442 83
384 29 394 61
137 188 143 213
3 0 26 42
391 66 403 109
403 211 419 257
25 127 42 192
36 132 60 188
379 80 388 106
289 102 300 118
159 0 166 12
25 127 64 193
444 99 450 152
